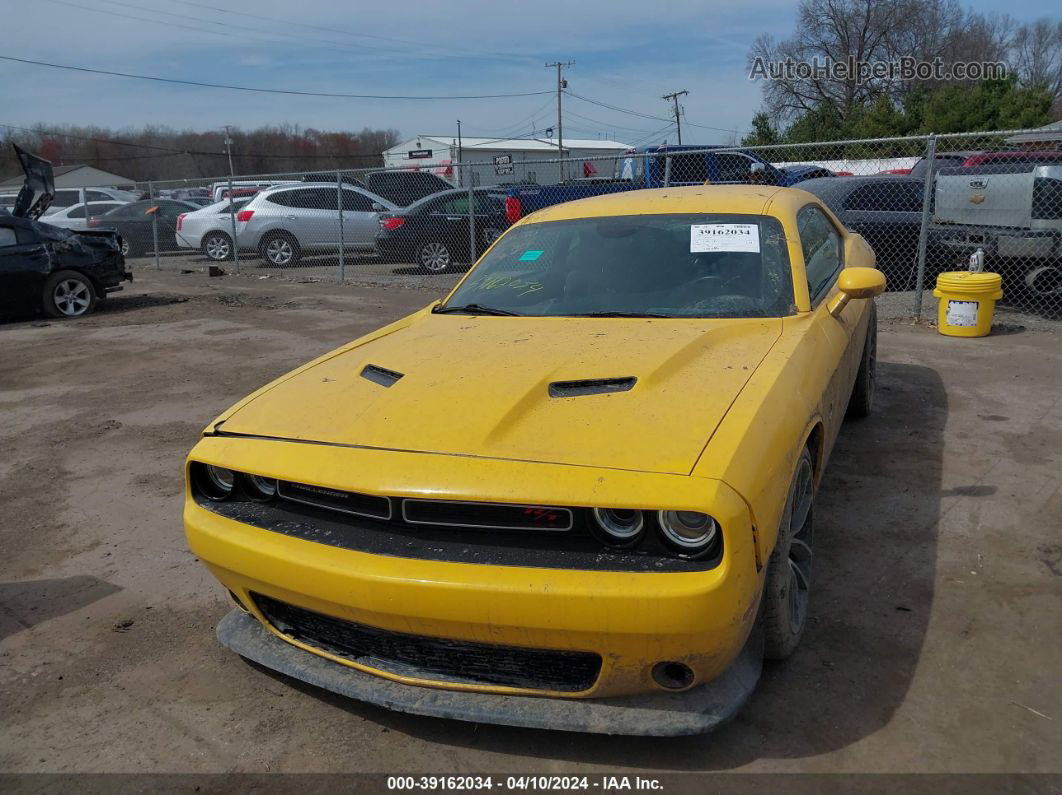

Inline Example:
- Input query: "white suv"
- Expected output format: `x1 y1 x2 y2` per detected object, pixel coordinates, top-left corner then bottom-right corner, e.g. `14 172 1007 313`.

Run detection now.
234 183 397 266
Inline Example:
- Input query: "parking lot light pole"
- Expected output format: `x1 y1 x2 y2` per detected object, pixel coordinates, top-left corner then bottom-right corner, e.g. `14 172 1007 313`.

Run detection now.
149 181 160 270
337 170 346 282
913 133 938 318
224 126 240 273
468 172 476 269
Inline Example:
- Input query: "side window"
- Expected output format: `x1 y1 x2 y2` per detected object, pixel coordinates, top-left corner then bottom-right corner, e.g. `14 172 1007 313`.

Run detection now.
158 203 186 218
846 182 923 213
715 153 754 182
86 191 110 202
797 205 842 301
0 226 17 247
438 196 472 214
53 190 79 206
670 153 709 182
67 206 87 218
267 191 296 207
341 190 374 212
289 189 334 209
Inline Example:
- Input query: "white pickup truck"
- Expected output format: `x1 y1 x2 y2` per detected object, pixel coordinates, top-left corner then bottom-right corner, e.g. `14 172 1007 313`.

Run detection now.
931 163 1062 260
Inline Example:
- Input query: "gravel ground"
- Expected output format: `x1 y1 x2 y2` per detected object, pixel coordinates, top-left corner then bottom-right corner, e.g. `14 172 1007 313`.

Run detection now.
1 265 1060 782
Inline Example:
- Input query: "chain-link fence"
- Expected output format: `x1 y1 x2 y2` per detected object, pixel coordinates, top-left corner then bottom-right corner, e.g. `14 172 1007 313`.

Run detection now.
101 126 1060 319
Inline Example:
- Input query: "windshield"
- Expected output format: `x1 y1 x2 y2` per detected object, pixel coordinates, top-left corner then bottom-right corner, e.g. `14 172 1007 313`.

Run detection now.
441 214 795 318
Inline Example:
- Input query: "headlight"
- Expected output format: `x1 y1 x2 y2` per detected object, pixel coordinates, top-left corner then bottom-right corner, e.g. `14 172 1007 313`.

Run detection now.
591 508 645 546
245 474 278 501
657 511 719 556
192 463 236 501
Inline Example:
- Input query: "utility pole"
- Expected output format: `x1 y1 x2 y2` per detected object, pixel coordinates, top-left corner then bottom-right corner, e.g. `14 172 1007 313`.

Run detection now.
545 60 574 179
662 90 688 145
456 119 463 188
223 125 240 272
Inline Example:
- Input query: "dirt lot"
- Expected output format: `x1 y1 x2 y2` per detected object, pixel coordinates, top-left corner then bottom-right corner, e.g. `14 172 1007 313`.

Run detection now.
1 265 1060 777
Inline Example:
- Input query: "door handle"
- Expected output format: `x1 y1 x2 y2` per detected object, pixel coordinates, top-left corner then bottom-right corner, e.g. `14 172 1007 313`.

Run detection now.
285 215 296 220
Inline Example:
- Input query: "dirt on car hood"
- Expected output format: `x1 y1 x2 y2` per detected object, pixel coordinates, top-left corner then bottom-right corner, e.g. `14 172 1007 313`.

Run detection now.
217 313 783 475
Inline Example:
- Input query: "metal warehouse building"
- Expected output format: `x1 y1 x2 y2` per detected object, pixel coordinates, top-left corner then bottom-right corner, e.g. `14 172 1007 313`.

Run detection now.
382 135 631 187
0 163 136 191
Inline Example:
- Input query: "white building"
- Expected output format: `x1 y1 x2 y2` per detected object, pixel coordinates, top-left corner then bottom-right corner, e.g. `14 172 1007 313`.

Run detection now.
382 135 631 187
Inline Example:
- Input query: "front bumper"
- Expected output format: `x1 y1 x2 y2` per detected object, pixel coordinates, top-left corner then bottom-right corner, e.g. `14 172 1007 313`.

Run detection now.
218 608 763 736
930 223 1061 259
185 438 764 702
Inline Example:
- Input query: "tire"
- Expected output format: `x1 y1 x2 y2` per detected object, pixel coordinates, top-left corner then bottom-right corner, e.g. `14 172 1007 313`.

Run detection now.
847 305 877 418
762 446 815 660
121 237 143 258
417 241 452 274
260 232 301 267
42 270 97 319
202 231 234 262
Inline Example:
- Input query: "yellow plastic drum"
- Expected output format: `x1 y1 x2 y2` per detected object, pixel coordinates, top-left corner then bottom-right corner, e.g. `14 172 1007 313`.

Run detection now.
932 271 1004 338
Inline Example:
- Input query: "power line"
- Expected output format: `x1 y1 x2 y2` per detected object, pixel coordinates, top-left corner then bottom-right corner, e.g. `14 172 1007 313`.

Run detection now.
168 0 537 64
72 0 507 65
565 90 743 134
0 56 553 100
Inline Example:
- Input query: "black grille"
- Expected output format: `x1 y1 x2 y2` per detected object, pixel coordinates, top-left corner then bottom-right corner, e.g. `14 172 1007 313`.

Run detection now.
402 499 572 531
277 480 391 519
253 594 601 692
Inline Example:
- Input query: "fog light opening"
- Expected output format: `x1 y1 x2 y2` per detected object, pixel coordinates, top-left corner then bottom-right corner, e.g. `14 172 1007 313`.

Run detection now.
651 661 695 691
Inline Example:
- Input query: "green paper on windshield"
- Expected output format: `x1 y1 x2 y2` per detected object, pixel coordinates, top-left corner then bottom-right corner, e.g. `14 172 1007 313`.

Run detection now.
519 250 544 262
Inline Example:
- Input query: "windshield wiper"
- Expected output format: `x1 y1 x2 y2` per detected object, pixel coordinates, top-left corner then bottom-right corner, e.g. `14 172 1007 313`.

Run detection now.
569 311 674 318
433 303 523 316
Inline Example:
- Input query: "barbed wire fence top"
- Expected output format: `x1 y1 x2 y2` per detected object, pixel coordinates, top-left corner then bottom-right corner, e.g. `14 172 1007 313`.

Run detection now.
118 128 1060 320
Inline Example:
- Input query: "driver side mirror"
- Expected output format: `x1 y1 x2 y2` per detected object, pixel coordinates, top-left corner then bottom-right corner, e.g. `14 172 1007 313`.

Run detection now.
750 162 766 174
828 267 886 318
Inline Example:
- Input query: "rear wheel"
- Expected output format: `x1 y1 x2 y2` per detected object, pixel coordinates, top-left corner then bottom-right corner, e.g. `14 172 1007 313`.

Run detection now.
417 241 452 273
260 232 301 267
42 270 97 318
763 446 815 660
202 231 234 261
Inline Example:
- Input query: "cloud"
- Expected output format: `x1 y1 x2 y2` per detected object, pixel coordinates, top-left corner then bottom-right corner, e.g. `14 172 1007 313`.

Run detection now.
4 0 1056 149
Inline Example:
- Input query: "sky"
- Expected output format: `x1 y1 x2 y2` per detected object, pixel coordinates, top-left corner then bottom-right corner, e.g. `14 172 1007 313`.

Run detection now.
0 0 1057 149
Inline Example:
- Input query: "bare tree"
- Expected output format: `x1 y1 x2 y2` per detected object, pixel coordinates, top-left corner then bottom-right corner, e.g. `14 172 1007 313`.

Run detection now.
748 0 1014 125
1010 18 1062 111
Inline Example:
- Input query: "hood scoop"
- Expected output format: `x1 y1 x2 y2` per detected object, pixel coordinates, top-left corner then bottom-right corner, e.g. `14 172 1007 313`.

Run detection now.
548 377 636 398
360 364 404 388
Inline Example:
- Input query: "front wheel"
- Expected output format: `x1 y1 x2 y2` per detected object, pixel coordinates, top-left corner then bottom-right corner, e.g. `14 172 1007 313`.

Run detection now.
42 270 97 318
260 232 301 267
762 446 815 660
202 231 234 262
417 241 452 274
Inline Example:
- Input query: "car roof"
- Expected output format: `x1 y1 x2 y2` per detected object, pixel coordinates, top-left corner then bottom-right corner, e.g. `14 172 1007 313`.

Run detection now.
405 187 503 209
522 184 791 223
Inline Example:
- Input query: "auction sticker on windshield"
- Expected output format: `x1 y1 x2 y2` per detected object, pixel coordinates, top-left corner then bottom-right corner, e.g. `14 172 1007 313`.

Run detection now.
690 223 761 253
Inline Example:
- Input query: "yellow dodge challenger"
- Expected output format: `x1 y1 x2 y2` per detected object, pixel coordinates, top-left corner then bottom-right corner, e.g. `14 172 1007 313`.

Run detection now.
184 185 885 735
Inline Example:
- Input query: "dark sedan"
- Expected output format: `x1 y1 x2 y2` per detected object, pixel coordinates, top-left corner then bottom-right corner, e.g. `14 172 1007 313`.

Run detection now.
375 188 508 273
798 176 930 289
89 199 201 258
1 145 129 320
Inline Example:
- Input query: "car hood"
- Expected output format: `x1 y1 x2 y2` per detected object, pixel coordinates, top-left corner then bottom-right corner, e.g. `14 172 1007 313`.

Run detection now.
11 144 55 219
218 313 783 475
